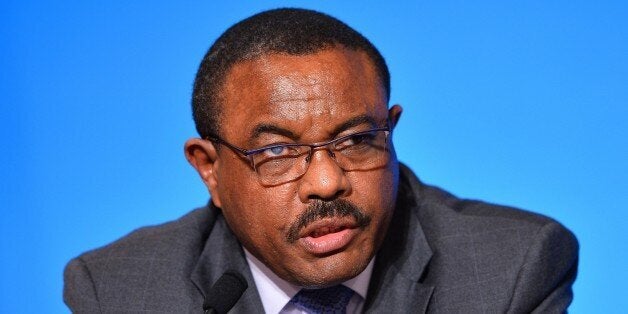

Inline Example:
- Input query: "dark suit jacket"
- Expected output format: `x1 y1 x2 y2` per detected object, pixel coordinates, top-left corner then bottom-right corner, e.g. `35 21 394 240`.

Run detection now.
64 164 578 313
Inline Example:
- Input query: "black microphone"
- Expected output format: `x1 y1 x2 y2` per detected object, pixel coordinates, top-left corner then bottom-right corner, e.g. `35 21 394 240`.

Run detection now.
203 271 248 314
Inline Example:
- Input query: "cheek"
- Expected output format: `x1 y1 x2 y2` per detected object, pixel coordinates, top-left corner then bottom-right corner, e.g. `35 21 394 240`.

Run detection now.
221 183 302 263
351 171 395 205
259 185 301 239
219 167 298 235
348 170 397 236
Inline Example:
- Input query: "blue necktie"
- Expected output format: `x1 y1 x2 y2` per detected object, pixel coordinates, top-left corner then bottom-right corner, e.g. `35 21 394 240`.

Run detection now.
289 285 355 314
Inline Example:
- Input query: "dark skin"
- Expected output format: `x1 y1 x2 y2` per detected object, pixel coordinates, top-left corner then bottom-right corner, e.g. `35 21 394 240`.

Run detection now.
185 47 403 287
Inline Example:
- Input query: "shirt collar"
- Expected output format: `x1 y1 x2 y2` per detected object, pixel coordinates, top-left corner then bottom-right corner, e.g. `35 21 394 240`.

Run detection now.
244 248 374 314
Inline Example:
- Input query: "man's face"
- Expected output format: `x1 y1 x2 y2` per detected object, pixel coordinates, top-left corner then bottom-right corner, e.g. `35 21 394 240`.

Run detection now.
198 47 400 287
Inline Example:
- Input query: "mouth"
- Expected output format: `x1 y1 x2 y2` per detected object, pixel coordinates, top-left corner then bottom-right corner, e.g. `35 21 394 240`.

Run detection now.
298 218 360 255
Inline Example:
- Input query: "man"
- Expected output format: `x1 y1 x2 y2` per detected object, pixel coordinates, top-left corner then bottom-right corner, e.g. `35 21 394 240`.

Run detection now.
64 8 578 313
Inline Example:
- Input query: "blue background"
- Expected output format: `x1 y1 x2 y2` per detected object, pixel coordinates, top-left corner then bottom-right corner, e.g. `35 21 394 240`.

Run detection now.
1 1 626 312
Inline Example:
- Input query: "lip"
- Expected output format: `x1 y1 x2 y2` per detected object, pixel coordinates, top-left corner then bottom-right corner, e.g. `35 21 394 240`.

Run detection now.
297 218 359 255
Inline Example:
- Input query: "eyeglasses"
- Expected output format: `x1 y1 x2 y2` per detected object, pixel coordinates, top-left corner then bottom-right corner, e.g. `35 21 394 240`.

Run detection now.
206 127 391 185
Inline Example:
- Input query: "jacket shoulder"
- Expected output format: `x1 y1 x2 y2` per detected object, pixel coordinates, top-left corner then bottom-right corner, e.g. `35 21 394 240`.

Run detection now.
64 206 215 312
77 206 212 263
398 164 578 313
399 163 575 238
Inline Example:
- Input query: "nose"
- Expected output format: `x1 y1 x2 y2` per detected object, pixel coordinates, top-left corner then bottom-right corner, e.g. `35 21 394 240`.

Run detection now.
297 148 352 202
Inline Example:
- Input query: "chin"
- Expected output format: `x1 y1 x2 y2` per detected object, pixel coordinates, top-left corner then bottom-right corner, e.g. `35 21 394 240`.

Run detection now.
290 250 370 288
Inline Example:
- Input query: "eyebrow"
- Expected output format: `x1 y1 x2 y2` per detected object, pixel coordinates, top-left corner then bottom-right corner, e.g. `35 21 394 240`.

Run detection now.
330 114 380 136
250 124 299 142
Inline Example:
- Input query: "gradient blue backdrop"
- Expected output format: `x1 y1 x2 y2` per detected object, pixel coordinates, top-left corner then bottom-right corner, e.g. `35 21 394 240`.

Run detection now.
2 1 626 313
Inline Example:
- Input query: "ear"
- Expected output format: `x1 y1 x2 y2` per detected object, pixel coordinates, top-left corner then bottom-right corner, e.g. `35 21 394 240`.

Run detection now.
388 104 403 129
184 138 223 208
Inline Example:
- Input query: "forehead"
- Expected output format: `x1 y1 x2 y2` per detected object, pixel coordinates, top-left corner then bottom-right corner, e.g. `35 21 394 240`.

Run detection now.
219 47 388 143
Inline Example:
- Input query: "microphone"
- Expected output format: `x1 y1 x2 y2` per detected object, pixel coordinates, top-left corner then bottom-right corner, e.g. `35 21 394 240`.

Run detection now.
203 271 249 314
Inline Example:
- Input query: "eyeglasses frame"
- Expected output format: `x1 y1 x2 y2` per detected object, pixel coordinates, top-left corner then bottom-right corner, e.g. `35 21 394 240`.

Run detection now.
205 126 391 174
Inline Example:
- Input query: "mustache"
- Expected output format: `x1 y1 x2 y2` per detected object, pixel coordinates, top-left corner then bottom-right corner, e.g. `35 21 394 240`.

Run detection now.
286 199 371 243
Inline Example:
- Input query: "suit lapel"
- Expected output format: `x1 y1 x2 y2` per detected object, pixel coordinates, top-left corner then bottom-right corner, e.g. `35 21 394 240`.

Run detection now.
190 205 264 314
364 165 435 313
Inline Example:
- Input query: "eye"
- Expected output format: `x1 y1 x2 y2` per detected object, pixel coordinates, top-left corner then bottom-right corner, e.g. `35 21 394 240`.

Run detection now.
349 134 372 144
336 132 376 149
269 146 285 155
258 144 301 158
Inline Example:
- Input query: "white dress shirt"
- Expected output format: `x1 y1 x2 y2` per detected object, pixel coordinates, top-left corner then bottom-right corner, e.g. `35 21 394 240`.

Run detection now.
244 249 374 314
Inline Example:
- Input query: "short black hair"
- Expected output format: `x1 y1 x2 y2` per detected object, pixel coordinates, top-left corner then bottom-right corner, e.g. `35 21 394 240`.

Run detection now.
192 8 390 138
